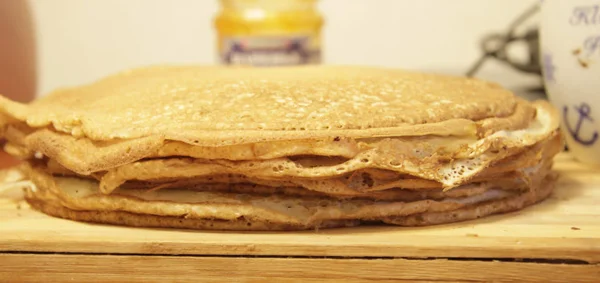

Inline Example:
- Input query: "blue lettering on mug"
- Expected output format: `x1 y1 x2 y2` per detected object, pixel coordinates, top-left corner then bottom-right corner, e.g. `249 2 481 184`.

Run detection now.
570 5 599 25
563 102 599 146
583 34 600 57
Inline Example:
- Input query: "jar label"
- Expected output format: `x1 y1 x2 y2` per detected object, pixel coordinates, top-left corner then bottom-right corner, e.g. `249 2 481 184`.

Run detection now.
220 35 321 66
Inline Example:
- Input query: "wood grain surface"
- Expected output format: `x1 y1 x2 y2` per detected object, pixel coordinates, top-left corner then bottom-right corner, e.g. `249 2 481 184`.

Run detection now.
1 254 598 283
1 153 599 282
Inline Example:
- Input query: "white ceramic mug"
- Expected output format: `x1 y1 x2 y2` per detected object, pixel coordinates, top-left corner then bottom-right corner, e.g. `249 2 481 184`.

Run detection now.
540 0 600 165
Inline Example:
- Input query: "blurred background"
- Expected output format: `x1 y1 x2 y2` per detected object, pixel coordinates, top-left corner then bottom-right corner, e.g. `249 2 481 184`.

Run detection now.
3 0 542 99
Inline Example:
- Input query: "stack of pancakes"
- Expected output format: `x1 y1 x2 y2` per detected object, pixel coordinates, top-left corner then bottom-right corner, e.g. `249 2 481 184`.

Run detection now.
0 66 562 230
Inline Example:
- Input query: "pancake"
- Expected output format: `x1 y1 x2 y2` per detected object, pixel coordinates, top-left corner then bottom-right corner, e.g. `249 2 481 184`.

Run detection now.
24 176 553 230
0 65 522 143
38 159 549 202
37 130 561 198
1 101 558 192
2 97 539 176
1 97 535 175
0 65 563 230
14 158 552 230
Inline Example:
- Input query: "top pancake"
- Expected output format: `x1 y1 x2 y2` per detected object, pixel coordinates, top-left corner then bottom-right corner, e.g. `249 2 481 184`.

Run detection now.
0 65 521 145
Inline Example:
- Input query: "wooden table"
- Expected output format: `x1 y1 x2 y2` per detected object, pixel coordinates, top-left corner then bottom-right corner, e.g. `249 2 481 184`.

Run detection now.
1 153 599 282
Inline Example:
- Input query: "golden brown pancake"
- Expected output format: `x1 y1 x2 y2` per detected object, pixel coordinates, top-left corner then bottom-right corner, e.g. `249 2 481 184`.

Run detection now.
0 65 522 141
0 65 562 230
14 158 552 230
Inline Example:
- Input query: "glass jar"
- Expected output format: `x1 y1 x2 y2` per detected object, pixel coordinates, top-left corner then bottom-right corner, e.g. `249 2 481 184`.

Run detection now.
214 0 323 66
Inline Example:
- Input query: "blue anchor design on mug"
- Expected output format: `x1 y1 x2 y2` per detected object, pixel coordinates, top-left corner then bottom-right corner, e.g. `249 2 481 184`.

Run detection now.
563 103 599 146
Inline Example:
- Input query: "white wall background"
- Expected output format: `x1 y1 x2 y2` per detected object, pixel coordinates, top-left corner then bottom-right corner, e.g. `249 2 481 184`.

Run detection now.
30 0 539 96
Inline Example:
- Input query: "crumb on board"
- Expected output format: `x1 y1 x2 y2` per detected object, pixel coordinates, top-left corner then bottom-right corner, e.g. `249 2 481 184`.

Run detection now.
466 233 479 237
577 59 589 68
571 227 581 231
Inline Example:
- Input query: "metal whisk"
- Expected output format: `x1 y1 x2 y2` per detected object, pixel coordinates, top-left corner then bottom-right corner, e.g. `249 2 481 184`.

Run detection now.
465 3 542 78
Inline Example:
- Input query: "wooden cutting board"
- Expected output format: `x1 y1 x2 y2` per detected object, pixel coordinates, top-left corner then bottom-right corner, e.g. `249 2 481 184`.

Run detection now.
1 153 599 282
